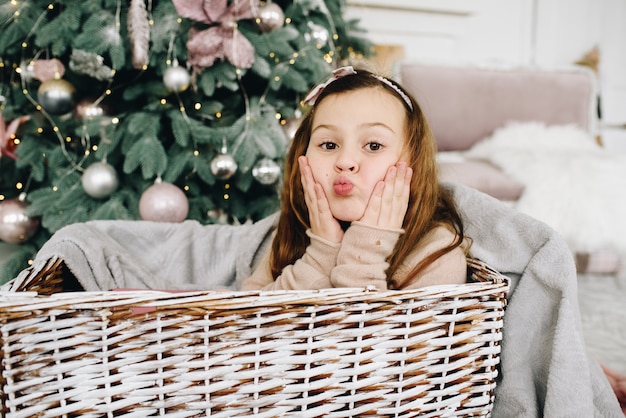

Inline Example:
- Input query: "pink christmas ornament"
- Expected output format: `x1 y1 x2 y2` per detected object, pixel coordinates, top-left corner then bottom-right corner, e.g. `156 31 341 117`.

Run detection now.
0 198 40 244
257 2 285 32
32 59 65 82
139 181 189 223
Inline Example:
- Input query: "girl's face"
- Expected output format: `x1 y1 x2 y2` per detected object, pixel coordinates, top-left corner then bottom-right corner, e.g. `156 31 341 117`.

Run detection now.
305 87 408 222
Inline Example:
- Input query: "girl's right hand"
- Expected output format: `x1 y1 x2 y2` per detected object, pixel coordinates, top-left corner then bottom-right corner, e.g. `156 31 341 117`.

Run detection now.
299 156 344 243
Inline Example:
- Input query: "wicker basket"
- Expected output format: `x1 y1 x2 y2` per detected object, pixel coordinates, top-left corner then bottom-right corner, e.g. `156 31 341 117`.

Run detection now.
0 258 508 417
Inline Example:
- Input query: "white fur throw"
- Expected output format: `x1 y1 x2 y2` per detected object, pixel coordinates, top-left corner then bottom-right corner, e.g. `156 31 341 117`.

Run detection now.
466 122 626 256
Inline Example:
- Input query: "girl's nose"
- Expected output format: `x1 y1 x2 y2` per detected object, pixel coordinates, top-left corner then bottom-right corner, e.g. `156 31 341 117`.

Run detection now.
335 149 359 172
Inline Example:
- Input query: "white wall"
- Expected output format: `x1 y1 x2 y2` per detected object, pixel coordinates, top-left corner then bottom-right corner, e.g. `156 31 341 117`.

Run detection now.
346 0 626 125
345 0 533 66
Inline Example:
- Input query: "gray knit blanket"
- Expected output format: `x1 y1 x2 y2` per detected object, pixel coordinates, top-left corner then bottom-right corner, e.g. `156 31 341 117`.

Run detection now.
10 183 623 417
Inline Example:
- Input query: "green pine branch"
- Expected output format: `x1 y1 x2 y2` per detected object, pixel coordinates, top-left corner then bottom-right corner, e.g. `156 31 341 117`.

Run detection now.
0 0 373 283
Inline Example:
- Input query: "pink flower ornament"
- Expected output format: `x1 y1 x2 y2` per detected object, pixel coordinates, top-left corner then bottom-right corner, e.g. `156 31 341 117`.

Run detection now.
172 0 257 71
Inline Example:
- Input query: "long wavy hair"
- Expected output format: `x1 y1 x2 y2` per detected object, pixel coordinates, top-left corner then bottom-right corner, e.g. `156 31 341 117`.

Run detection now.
270 68 466 289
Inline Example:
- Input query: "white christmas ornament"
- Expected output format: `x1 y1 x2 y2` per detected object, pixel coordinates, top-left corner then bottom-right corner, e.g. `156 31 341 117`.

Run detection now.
139 181 189 222
163 65 191 92
252 158 281 185
82 161 119 199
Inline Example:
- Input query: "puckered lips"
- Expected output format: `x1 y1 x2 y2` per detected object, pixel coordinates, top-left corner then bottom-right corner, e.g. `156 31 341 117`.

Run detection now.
333 176 354 196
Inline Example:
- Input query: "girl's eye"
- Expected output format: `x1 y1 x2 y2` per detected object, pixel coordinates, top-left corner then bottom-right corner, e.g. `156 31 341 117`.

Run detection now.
366 142 383 151
320 141 337 150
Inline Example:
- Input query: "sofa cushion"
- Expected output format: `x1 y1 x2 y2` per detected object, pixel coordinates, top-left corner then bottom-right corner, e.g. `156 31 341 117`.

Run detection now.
397 62 597 151
438 159 525 201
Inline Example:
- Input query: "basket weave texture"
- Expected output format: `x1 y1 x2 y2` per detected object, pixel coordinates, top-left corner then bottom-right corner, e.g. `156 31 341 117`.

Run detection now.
0 258 508 417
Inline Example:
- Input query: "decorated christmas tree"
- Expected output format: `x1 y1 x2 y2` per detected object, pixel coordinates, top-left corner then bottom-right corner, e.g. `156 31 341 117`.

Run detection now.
0 0 372 282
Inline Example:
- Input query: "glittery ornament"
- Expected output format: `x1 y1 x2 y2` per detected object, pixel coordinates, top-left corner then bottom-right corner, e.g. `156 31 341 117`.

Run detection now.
257 2 285 32
37 78 76 115
163 65 191 92
139 181 189 222
0 196 39 244
69 50 115 81
252 158 281 185
82 161 119 199
210 150 238 180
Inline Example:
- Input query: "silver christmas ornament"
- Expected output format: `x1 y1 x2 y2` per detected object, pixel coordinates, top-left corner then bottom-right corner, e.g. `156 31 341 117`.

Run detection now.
163 65 191 93
257 2 285 32
139 181 189 223
305 22 330 47
82 161 119 199
0 196 39 244
210 151 238 180
75 98 109 121
37 78 76 115
282 116 301 142
252 158 281 185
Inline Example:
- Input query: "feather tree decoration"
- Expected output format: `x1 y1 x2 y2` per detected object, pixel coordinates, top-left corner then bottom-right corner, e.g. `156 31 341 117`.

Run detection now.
128 0 151 69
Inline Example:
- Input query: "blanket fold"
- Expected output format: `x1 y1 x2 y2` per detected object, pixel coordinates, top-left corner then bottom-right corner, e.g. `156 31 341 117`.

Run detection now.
14 213 277 291
8 183 622 417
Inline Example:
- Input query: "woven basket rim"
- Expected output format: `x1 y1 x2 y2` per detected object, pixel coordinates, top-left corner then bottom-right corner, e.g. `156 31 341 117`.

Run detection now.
0 258 509 312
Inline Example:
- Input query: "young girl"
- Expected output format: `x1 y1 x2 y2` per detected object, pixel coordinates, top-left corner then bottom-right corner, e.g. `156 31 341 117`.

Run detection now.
241 66 469 291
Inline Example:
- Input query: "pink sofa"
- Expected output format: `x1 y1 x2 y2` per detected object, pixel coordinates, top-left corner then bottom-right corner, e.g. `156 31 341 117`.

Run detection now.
396 62 598 201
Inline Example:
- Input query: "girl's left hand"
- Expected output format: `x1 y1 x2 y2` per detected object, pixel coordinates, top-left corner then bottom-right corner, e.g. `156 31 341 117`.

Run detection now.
360 162 412 229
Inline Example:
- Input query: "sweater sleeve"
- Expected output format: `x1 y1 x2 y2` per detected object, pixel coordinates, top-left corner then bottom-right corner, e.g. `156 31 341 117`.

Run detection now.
239 230 340 291
330 222 403 290
393 226 468 289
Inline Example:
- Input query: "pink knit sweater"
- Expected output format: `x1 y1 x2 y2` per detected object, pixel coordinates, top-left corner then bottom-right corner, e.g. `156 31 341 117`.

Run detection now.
240 222 468 291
